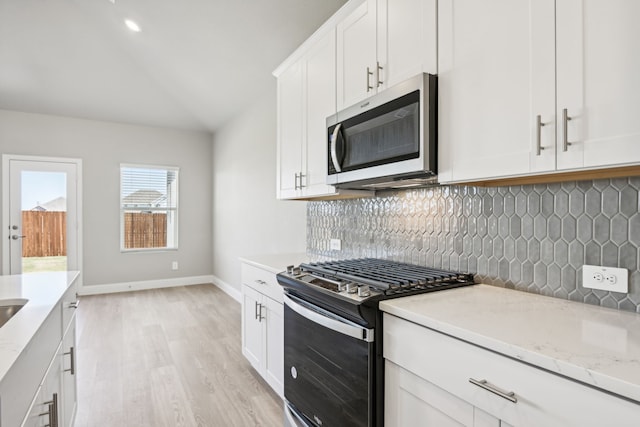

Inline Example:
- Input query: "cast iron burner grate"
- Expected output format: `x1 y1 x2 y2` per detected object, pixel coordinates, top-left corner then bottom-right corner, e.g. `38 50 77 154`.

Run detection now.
299 258 474 294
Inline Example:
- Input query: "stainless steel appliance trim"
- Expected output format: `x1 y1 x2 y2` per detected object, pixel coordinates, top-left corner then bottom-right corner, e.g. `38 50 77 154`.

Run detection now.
469 378 518 403
283 294 374 342
330 123 343 173
562 108 572 151
285 403 310 427
536 115 546 156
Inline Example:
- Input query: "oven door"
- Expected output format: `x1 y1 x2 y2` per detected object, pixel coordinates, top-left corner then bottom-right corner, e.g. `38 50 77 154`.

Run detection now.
283 293 374 427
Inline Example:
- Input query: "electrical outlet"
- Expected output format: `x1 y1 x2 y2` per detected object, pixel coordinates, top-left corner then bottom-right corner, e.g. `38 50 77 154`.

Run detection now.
330 238 342 251
582 265 628 293
172 261 179 271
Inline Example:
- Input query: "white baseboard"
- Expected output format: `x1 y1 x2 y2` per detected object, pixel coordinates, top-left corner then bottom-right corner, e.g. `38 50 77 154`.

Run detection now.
78 275 215 296
211 274 242 303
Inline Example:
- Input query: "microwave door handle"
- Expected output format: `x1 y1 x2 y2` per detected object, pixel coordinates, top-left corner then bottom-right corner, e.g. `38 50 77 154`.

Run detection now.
330 123 343 173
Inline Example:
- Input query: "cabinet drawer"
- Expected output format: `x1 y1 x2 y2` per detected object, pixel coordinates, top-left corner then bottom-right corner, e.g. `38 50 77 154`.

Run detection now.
241 264 283 303
383 314 640 427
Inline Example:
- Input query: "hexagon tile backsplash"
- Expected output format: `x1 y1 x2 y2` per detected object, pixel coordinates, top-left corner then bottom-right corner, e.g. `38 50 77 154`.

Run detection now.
307 177 640 313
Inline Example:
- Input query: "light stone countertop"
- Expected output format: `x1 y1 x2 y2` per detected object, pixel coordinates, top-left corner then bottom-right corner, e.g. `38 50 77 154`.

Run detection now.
0 271 79 382
239 253 309 274
380 284 640 404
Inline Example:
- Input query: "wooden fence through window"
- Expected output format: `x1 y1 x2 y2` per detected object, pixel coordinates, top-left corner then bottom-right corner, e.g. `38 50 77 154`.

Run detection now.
21 211 167 257
123 212 167 249
22 211 67 257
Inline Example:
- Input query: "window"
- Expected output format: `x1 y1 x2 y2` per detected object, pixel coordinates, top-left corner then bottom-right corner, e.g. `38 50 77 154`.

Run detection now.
120 164 179 251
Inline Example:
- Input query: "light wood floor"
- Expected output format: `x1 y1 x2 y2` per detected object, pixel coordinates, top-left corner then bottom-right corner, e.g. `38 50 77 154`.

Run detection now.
74 284 283 427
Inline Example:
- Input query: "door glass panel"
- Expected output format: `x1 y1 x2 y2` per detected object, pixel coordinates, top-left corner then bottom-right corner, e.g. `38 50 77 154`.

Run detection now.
21 171 67 273
338 90 421 172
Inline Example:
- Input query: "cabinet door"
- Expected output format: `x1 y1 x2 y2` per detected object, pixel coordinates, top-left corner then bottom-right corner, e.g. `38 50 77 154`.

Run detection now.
241 285 264 372
303 29 337 198
438 0 556 183
61 319 77 427
22 348 62 427
377 0 437 89
263 298 284 398
337 0 378 109
556 0 640 170
277 61 304 199
386 360 475 426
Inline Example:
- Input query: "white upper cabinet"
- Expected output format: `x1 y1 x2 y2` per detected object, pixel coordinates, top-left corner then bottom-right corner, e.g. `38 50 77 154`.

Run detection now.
439 0 640 184
437 0 556 183
337 0 436 110
277 30 349 199
378 0 437 88
303 29 338 197
556 0 640 170
276 61 304 199
337 0 378 109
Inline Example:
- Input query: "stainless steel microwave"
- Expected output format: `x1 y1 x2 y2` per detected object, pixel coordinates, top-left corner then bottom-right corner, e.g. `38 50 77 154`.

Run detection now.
326 73 437 189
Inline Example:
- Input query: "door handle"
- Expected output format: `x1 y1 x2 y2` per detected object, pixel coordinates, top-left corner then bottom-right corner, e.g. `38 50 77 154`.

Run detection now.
535 115 547 156
562 108 573 152
64 346 76 375
330 123 343 173
284 293 374 342
11 235 26 240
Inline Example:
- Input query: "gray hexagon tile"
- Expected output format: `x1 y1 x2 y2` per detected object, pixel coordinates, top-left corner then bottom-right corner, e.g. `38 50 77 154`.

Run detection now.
307 177 640 313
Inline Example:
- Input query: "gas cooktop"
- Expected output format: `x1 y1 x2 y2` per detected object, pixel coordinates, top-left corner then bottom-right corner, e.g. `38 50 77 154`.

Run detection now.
278 258 475 306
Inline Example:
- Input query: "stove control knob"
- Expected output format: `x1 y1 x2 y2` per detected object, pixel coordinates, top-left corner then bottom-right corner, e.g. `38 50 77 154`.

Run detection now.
357 285 371 297
346 283 358 294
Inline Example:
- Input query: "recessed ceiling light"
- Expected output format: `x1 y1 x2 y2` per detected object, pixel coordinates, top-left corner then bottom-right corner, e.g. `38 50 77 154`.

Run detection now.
124 19 141 32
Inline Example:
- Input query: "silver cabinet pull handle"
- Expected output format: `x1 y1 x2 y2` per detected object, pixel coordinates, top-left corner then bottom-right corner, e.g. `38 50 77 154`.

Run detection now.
562 108 573 151
469 378 517 403
536 115 547 156
254 301 260 320
64 346 76 375
294 172 299 190
376 61 383 87
259 304 266 321
298 172 305 188
366 67 374 92
69 300 80 309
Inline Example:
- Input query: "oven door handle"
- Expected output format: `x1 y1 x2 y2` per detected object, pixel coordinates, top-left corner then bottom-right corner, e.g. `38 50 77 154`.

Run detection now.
284 294 374 343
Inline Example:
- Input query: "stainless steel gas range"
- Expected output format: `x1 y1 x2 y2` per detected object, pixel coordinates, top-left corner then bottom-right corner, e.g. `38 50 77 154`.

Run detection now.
277 258 475 427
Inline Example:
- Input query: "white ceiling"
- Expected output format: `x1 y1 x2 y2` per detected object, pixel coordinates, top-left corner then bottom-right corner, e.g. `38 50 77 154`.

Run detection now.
0 0 348 132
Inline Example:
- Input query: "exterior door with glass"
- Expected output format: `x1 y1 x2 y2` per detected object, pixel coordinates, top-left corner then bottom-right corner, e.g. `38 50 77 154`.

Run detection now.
2 155 81 275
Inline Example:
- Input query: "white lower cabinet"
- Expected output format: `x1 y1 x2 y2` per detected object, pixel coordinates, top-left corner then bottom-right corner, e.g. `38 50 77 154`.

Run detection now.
21 345 63 427
241 263 284 398
384 313 640 427
386 361 508 427
61 317 77 427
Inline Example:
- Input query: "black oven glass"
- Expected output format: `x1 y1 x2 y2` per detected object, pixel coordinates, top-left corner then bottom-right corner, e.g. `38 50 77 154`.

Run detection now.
284 301 372 427
328 90 420 174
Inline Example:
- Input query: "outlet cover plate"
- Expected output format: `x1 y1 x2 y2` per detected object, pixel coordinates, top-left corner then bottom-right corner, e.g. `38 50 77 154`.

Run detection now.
582 265 628 293
330 239 341 251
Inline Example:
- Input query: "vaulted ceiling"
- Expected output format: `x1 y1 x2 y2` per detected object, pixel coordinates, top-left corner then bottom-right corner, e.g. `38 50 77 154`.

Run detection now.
0 0 347 132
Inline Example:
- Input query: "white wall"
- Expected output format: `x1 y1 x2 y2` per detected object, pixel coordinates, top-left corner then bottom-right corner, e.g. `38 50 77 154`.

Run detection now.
212 84 307 291
0 109 213 289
